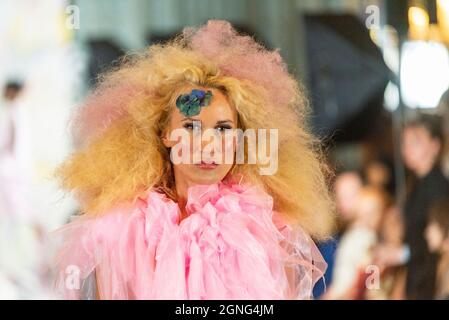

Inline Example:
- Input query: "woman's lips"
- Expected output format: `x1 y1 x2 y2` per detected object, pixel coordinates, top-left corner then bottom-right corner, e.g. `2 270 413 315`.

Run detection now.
195 161 218 169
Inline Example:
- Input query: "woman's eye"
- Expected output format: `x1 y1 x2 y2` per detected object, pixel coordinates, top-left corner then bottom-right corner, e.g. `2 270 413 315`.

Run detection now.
183 123 194 130
183 122 201 130
215 125 232 132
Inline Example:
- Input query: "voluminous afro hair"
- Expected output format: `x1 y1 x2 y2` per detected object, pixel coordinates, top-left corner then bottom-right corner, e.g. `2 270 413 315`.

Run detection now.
58 20 335 240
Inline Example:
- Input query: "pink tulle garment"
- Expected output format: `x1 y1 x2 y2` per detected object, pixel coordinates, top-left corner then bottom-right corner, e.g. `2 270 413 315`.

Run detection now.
53 181 326 300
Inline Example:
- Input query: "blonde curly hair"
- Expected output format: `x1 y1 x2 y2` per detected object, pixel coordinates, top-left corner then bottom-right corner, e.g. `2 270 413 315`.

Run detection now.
57 20 335 240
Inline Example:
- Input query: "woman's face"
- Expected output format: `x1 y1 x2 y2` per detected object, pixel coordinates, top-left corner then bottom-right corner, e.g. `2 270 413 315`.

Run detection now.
334 173 362 222
401 126 440 174
354 192 384 230
425 222 445 253
366 162 390 188
163 86 238 187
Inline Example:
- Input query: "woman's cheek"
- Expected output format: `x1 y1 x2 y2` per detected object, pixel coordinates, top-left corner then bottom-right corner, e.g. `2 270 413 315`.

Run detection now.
221 132 237 164
170 131 196 163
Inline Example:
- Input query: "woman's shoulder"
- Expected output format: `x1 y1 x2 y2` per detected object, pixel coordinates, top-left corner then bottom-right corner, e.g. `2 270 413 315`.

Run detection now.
56 180 285 247
54 190 158 243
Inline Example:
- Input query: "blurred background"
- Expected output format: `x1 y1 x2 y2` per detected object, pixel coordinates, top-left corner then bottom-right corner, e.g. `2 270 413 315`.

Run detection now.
0 0 448 299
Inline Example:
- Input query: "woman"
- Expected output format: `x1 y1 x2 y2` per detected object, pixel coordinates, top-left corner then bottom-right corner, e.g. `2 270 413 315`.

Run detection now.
425 197 449 299
376 114 449 299
54 20 335 300
401 114 449 299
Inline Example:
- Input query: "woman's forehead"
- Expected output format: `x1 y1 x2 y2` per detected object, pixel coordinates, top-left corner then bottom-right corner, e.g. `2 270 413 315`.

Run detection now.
173 86 237 121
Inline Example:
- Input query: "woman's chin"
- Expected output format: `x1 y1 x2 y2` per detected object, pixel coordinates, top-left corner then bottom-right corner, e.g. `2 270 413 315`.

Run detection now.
190 176 223 186
188 167 229 185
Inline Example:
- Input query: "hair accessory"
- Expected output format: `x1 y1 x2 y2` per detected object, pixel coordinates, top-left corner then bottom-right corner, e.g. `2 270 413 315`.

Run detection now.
176 89 213 116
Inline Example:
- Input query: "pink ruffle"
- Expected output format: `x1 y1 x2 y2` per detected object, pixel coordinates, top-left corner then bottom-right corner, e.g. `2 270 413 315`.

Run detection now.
52 182 326 299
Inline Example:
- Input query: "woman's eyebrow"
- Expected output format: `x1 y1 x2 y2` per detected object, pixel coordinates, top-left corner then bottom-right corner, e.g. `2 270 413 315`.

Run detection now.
216 119 234 124
182 117 201 122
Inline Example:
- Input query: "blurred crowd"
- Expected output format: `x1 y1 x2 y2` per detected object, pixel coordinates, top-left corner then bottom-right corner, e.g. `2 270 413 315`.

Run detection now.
317 107 449 300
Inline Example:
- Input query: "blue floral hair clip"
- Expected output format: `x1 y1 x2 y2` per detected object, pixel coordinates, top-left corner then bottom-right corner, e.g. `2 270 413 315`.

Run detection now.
176 89 213 117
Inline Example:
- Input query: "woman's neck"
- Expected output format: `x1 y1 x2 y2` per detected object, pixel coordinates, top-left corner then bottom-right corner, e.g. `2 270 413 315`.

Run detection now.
174 174 192 221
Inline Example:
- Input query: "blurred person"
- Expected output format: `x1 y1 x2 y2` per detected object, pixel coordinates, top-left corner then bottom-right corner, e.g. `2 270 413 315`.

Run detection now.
334 171 363 233
377 114 449 299
0 81 36 220
425 197 449 299
0 82 25 216
401 114 449 299
370 205 406 300
0 81 51 299
313 171 363 298
364 157 405 299
325 186 389 299
313 170 362 298
364 157 395 197
3 81 22 101
437 89 449 178
313 237 338 299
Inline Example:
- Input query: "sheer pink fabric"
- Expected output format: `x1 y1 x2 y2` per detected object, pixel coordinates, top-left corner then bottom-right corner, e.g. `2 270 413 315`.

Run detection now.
53 182 326 299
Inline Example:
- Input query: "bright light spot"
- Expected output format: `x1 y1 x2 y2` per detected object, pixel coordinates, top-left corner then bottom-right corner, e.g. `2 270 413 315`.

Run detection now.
400 41 449 109
408 7 429 28
384 82 400 111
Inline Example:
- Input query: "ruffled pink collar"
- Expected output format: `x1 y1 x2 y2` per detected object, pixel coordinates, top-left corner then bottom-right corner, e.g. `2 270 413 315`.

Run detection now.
54 180 326 300
138 180 282 227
